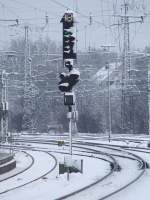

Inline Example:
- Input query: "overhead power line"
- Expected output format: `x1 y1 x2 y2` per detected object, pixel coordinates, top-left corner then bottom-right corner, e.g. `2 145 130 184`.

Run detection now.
48 0 108 28
48 0 70 9
5 0 47 13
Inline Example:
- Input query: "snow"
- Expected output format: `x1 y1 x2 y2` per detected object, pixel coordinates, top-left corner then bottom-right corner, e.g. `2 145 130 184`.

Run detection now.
1 134 150 200
109 150 150 200
74 137 149 148
0 153 110 200
92 62 119 83
66 156 141 200
0 151 32 181
0 151 56 194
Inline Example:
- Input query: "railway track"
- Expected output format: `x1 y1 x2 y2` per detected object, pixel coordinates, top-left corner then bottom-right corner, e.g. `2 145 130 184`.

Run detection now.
57 143 147 200
2 137 149 200
1 143 119 199
0 151 34 182
0 150 57 195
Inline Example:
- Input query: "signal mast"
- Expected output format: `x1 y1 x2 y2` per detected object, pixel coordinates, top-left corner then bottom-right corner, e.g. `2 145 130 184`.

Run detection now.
59 10 80 155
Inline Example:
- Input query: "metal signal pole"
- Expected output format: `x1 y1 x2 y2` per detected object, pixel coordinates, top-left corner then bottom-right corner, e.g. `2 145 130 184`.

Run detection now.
101 45 115 142
107 63 112 142
68 106 72 155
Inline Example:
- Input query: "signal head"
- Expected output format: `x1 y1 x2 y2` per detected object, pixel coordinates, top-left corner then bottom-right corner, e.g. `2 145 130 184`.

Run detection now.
64 59 73 71
69 68 80 80
60 11 74 28
59 72 67 79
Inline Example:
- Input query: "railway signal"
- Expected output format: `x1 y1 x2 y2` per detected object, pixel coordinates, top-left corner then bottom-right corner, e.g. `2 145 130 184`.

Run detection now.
61 11 76 60
58 68 80 93
59 10 80 97
59 10 80 156
64 59 73 71
64 92 75 106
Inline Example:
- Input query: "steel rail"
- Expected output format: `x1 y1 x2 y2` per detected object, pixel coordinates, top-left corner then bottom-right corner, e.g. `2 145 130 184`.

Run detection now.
4 138 148 199
0 151 57 195
1 142 119 199
0 151 34 182
72 141 147 200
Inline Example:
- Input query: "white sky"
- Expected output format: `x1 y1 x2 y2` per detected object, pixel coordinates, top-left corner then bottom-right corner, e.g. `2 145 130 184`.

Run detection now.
0 0 149 52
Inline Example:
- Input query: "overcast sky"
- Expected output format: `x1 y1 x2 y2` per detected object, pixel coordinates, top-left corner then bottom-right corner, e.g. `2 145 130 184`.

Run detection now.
0 0 150 52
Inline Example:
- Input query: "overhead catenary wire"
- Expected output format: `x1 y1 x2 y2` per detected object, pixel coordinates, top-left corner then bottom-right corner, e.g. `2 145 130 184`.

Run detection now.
0 1 19 18
0 0 122 52
5 0 47 13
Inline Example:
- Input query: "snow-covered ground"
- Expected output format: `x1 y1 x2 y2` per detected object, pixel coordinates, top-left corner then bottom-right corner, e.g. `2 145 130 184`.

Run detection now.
0 152 109 200
0 151 56 196
0 151 33 181
109 150 150 200
1 134 150 200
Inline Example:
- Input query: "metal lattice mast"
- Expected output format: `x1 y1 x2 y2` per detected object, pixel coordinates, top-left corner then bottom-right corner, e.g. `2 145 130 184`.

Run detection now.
0 71 8 142
0 71 4 142
121 1 131 133
22 26 33 131
24 26 29 91
148 69 150 135
112 1 144 133
3 73 8 142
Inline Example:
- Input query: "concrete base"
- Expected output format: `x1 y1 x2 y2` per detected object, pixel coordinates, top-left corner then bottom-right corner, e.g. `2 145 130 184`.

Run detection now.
0 153 16 175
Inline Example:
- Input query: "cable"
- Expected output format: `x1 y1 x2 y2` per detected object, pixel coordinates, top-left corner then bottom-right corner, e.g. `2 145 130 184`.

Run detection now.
47 0 70 10
47 0 109 28
1 0 110 35
0 1 19 18
6 0 46 13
